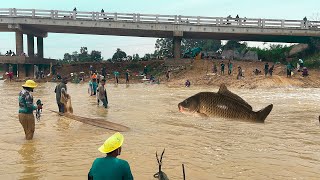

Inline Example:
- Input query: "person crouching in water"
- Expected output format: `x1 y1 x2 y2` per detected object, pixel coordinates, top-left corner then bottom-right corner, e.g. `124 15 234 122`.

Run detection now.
60 88 73 113
97 79 108 108
18 80 42 140
185 80 191 87
88 132 133 180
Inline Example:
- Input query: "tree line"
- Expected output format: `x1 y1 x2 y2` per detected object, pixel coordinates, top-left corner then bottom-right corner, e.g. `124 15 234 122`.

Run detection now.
60 38 320 65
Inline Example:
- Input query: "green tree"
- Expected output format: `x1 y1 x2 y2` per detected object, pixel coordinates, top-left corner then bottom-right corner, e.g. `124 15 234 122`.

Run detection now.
155 38 221 58
155 38 173 58
90 50 103 62
63 53 72 63
143 53 151 61
112 48 127 62
222 40 247 51
79 47 90 62
132 54 140 62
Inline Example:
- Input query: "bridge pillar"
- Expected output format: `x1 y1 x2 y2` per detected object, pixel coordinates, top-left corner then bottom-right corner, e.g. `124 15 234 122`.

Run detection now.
2 64 9 72
173 36 182 59
15 32 24 56
37 37 44 58
17 64 26 78
27 34 35 57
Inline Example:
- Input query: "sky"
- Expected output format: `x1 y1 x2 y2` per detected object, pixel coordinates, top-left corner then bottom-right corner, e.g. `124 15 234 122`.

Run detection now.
0 0 319 59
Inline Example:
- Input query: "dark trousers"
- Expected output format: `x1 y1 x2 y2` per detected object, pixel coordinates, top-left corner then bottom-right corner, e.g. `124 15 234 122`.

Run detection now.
98 99 108 108
58 103 65 113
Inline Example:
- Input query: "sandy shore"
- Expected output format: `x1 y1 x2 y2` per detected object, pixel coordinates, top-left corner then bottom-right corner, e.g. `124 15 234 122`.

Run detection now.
164 60 320 89
4 60 320 89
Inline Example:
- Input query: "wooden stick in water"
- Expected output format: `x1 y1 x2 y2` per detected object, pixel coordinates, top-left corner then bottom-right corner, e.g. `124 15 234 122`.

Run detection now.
182 164 186 180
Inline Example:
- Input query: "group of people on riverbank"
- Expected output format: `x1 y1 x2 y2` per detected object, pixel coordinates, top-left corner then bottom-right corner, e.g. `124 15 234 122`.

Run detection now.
209 59 309 80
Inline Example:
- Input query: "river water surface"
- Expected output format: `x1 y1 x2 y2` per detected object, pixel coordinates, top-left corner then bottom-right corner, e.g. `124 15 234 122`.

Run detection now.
0 81 320 180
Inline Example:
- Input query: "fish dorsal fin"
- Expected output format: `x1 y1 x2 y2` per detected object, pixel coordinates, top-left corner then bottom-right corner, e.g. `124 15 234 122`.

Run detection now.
218 84 252 110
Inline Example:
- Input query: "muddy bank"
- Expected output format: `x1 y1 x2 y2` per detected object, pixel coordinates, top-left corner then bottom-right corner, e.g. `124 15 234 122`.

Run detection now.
5 59 320 88
164 60 320 89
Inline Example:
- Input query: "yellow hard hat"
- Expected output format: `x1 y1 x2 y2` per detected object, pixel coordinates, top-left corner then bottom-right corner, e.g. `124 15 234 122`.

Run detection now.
98 132 124 154
22 80 37 88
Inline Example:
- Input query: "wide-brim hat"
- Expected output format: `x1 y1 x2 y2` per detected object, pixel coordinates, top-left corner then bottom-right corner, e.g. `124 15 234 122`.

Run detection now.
98 132 124 154
22 80 37 88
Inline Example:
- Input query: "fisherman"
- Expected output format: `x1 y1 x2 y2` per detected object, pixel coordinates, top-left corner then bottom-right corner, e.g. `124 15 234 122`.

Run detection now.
89 78 98 96
302 67 309 77
60 88 73 113
143 66 148 76
165 70 170 81
54 77 68 113
114 71 119 84
213 63 218 74
286 62 293 78
237 66 243 79
88 132 133 180
101 67 107 78
253 68 261 75
18 80 42 140
264 62 269 77
299 59 304 69
185 80 191 87
97 79 108 108
125 69 130 84
228 60 233 75
268 65 274 76
220 61 225 75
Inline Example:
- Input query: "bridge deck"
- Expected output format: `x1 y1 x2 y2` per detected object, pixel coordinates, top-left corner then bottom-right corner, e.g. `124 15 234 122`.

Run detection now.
0 56 56 64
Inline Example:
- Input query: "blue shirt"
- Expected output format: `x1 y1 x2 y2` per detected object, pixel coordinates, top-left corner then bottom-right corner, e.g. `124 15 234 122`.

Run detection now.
88 157 133 180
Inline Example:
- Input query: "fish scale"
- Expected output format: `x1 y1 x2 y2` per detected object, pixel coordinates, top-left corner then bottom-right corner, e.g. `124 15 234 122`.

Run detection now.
199 93 255 121
178 84 273 123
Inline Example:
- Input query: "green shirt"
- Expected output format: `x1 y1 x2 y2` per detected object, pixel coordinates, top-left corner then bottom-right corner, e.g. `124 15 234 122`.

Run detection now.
88 157 133 180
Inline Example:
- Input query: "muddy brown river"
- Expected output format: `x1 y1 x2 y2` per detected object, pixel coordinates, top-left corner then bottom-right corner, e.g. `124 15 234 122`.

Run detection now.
0 81 320 180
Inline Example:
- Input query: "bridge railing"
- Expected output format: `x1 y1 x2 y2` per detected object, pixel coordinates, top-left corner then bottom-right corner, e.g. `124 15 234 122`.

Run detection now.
0 8 319 30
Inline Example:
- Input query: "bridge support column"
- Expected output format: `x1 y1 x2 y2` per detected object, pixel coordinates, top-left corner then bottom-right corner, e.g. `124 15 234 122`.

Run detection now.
27 34 35 57
15 32 24 56
37 37 44 58
17 64 26 78
173 36 182 59
2 64 9 72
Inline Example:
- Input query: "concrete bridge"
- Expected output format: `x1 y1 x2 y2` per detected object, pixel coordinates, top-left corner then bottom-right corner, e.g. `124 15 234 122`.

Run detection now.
0 8 320 77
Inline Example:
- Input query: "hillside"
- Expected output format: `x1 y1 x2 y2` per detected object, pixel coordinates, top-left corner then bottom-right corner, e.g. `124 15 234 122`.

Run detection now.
165 60 320 89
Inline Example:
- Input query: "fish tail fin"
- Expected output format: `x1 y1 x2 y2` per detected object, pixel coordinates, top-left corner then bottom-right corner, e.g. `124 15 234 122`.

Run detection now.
256 104 273 123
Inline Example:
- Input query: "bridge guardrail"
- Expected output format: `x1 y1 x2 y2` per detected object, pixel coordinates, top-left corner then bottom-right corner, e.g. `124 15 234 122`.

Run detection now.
0 8 318 30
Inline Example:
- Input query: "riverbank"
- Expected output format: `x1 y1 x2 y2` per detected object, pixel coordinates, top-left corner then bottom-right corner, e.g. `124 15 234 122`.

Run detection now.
4 59 320 89
165 60 320 89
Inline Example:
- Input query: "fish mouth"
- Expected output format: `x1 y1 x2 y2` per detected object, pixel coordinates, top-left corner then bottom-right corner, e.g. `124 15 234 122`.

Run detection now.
178 103 184 112
178 104 195 114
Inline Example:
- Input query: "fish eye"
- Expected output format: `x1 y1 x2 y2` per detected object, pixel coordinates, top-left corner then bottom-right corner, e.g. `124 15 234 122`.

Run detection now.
184 100 188 104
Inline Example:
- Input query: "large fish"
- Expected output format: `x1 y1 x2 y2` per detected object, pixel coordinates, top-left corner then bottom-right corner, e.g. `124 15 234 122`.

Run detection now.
178 84 273 123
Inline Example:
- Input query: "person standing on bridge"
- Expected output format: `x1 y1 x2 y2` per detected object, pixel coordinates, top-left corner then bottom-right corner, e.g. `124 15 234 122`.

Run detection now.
88 132 133 180
18 80 42 140
55 77 68 113
303 17 308 28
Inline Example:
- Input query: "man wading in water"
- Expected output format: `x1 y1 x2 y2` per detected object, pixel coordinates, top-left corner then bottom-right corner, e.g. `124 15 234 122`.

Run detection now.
55 77 68 113
18 80 42 140
88 132 133 180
